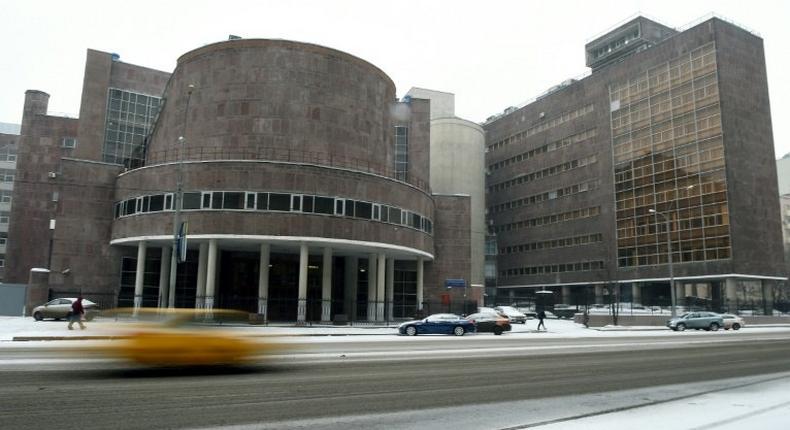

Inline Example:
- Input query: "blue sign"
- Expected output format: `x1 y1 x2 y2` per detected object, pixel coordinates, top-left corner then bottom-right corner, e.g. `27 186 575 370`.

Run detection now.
445 279 466 288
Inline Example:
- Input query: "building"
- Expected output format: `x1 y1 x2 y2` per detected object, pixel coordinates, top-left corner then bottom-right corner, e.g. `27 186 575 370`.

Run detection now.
7 40 479 321
485 16 786 314
0 126 18 278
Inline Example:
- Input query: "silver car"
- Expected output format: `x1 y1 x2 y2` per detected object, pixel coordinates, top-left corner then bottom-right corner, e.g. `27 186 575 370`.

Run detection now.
32 298 99 321
721 314 745 330
666 312 724 331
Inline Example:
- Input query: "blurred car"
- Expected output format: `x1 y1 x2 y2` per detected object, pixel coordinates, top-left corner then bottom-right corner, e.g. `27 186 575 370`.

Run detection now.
32 298 100 321
398 313 476 336
466 312 511 335
666 312 724 331
552 305 579 319
494 306 528 324
96 308 279 366
721 314 745 330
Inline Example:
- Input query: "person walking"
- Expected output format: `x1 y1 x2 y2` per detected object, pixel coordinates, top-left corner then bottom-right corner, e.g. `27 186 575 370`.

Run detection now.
537 310 546 331
68 296 86 330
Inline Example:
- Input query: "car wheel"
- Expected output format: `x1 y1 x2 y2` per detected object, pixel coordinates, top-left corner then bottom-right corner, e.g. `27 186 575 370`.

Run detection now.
33 312 43 321
676 323 686 332
709 322 720 331
453 326 465 336
405 326 417 336
732 323 741 330
493 326 503 335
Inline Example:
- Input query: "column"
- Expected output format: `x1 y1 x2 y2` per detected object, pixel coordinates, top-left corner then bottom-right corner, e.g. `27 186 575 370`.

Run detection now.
684 283 695 298
632 283 642 305
367 254 377 321
195 243 208 308
416 257 424 311
158 246 171 309
344 257 358 321
204 239 218 317
561 286 571 305
258 243 270 320
675 282 685 306
376 253 386 322
763 280 775 316
297 243 308 324
594 285 604 304
725 278 738 312
386 257 395 321
508 289 515 303
321 247 332 323
133 241 147 315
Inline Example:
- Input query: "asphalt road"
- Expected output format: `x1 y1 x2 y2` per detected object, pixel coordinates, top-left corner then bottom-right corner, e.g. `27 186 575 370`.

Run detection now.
2 332 790 429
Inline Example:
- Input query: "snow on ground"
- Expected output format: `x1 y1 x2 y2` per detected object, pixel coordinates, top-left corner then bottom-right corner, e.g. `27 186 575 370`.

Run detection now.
2 316 790 343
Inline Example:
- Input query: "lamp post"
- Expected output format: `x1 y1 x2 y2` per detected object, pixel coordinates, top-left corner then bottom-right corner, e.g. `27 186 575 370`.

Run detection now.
649 185 694 319
166 84 195 309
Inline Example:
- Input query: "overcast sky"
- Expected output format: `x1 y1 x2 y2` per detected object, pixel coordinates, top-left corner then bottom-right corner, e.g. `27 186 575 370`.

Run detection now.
2 0 788 156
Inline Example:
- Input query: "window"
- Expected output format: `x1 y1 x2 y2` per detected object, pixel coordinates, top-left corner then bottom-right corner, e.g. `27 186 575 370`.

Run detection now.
314 197 333 214
223 192 244 209
245 193 256 210
291 195 302 212
182 193 201 210
394 126 409 181
256 193 269 210
354 201 372 219
345 199 355 217
303 195 314 213
61 137 77 149
165 194 173 210
389 207 401 225
269 193 291 211
149 195 164 212
373 204 381 221
0 212 9 224
211 192 223 209
335 199 344 215
102 88 161 169
201 192 212 209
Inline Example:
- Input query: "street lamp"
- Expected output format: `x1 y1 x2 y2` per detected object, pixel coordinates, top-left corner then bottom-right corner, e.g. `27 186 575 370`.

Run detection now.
649 185 694 318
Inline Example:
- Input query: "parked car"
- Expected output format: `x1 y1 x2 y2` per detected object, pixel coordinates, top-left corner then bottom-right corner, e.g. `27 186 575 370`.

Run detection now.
666 312 724 331
32 298 100 321
398 313 476 336
552 305 579 319
721 314 745 330
494 306 528 324
466 312 511 335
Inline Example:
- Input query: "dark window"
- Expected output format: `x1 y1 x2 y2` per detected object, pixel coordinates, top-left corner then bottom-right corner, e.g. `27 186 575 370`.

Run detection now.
389 207 401 224
303 196 314 213
142 196 150 212
381 206 389 222
246 193 255 209
149 195 164 212
345 199 355 217
269 193 291 211
257 193 268 210
314 197 333 214
123 199 135 216
114 203 120 218
335 199 344 215
211 192 223 209
202 193 211 209
410 213 421 229
355 201 372 219
292 195 301 212
165 194 173 210
182 192 201 210
373 205 380 220
223 192 244 209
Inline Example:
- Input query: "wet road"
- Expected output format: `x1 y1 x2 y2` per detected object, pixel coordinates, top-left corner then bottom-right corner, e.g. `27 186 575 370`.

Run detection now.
1 332 790 429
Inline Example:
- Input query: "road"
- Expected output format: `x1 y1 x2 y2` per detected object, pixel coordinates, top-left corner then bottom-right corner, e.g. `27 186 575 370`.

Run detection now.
1 331 790 429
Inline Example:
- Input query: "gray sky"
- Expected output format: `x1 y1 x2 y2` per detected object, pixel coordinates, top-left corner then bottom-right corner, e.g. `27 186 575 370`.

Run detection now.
2 0 788 156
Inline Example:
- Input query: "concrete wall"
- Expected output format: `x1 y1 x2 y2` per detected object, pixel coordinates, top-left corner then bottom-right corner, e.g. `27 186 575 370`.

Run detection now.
405 88 455 119
424 194 472 304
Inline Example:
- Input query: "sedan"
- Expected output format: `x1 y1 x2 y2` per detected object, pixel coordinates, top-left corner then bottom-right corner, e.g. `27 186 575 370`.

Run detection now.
666 312 724 331
398 313 476 336
32 298 100 321
494 306 528 324
721 314 745 330
466 312 511 335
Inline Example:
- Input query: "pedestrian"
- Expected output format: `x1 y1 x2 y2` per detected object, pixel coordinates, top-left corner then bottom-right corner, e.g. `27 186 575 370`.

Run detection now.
68 296 86 330
537 310 546 331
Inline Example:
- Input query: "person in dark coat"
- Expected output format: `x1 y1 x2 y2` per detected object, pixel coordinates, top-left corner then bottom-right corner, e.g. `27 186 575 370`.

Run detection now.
537 310 546 331
68 296 86 330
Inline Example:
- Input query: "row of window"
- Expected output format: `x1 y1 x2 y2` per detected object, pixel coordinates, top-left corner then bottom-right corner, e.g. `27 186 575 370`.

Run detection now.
114 191 433 235
487 104 595 153
614 136 724 183
0 169 14 182
499 233 603 255
488 180 599 214
618 247 730 267
488 155 597 193
492 206 600 233
0 190 11 204
488 128 597 172
500 260 605 278
591 25 640 60
0 144 16 162
0 211 9 224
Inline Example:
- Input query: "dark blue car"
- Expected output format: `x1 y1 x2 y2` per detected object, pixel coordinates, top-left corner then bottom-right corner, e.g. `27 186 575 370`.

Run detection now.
398 313 476 336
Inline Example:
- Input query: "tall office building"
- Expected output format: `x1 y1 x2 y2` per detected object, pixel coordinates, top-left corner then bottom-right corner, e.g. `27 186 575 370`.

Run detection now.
485 16 785 312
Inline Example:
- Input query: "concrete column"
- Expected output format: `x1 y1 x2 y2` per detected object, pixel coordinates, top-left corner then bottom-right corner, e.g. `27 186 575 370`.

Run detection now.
195 243 208 308
204 239 218 316
321 247 333 323
344 257 358 321
416 257 424 311
561 286 571 305
258 243 270 320
297 243 308 324
133 241 147 315
386 257 395 321
684 283 695 298
632 283 642 305
763 280 775 316
675 282 685 303
376 253 386 322
367 254 377 321
158 246 171 309
594 285 604 304
696 283 709 299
